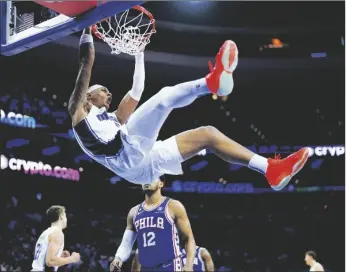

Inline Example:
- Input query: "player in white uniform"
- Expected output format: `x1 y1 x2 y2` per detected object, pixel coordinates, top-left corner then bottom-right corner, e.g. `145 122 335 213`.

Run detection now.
31 205 80 272
69 27 310 191
305 251 325 271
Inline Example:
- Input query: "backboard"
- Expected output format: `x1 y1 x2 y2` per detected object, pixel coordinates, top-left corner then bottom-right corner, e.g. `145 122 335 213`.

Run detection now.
0 1 145 56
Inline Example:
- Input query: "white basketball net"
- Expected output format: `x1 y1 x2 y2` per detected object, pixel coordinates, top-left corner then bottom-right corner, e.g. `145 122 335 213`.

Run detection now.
93 9 156 56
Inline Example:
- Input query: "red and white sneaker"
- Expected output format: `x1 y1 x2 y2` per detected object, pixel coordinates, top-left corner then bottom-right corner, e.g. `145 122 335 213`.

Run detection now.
206 40 239 96
266 147 310 191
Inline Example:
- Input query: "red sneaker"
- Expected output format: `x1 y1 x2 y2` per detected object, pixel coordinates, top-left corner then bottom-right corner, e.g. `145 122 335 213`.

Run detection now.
266 147 310 191
206 40 238 96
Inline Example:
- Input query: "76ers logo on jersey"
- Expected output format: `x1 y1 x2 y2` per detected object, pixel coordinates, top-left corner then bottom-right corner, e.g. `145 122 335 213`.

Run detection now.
135 217 164 230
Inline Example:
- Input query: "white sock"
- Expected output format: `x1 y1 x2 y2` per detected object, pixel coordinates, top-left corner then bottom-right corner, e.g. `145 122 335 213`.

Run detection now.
248 154 268 175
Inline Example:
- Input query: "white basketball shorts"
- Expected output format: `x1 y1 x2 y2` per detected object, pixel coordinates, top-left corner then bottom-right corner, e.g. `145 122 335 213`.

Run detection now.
106 133 184 184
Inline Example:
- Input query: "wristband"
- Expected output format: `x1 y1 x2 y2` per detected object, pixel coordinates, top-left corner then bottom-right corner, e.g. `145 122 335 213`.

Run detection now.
80 34 93 45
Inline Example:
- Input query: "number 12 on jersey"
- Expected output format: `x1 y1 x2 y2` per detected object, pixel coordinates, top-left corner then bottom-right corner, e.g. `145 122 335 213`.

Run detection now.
143 232 156 247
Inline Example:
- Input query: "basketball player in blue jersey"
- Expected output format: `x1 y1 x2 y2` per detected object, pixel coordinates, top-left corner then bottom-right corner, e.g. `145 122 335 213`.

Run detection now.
109 176 196 271
132 246 215 271
69 27 310 191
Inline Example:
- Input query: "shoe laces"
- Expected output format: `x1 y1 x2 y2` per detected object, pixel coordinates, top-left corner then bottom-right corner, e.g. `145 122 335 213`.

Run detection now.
208 51 222 72
274 153 281 160
208 61 214 73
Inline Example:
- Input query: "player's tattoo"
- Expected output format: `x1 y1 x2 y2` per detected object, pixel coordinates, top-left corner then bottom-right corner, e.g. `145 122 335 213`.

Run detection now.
68 32 95 117
68 60 92 116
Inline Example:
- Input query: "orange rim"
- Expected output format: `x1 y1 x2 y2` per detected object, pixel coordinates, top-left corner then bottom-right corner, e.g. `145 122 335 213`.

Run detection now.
91 5 156 41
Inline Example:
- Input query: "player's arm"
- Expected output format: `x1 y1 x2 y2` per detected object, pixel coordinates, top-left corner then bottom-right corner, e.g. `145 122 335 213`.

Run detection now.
46 230 80 267
110 206 138 271
115 205 138 261
68 27 95 125
114 52 145 125
200 248 215 272
131 249 141 272
110 205 139 271
169 200 196 270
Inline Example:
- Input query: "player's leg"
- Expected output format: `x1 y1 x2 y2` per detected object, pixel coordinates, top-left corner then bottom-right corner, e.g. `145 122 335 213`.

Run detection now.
126 40 238 142
126 78 210 140
176 126 254 165
175 126 310 191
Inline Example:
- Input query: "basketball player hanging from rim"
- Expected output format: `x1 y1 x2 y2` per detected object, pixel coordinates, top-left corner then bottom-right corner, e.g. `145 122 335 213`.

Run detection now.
68 26 309 190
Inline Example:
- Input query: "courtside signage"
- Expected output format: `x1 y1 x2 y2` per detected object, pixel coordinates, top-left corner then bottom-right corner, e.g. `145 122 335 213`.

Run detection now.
0 109 36 129
1 155 80 181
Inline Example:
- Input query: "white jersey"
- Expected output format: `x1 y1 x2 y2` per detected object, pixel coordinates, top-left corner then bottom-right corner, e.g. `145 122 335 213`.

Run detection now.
73 105 183 184
310 262 324 271
73 105 128 165
31 227 64 271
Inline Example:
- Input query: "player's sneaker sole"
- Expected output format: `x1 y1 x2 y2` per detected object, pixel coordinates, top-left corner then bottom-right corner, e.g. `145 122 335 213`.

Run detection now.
206 40 238 96
220 40 238 73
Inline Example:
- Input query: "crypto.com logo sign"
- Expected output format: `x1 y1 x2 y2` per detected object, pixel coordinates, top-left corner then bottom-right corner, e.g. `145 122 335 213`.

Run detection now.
308 146 344 157
0 109 36 129
0 155 80 181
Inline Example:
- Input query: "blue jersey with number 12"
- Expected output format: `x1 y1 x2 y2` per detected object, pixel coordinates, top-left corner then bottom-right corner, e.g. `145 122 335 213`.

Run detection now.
133 197 181 267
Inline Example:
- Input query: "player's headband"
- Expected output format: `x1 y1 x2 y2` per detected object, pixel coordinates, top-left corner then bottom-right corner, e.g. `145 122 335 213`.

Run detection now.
87 84 106 94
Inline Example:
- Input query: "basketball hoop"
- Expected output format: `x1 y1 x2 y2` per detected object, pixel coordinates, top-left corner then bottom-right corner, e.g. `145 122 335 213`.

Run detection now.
92 5 156 56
